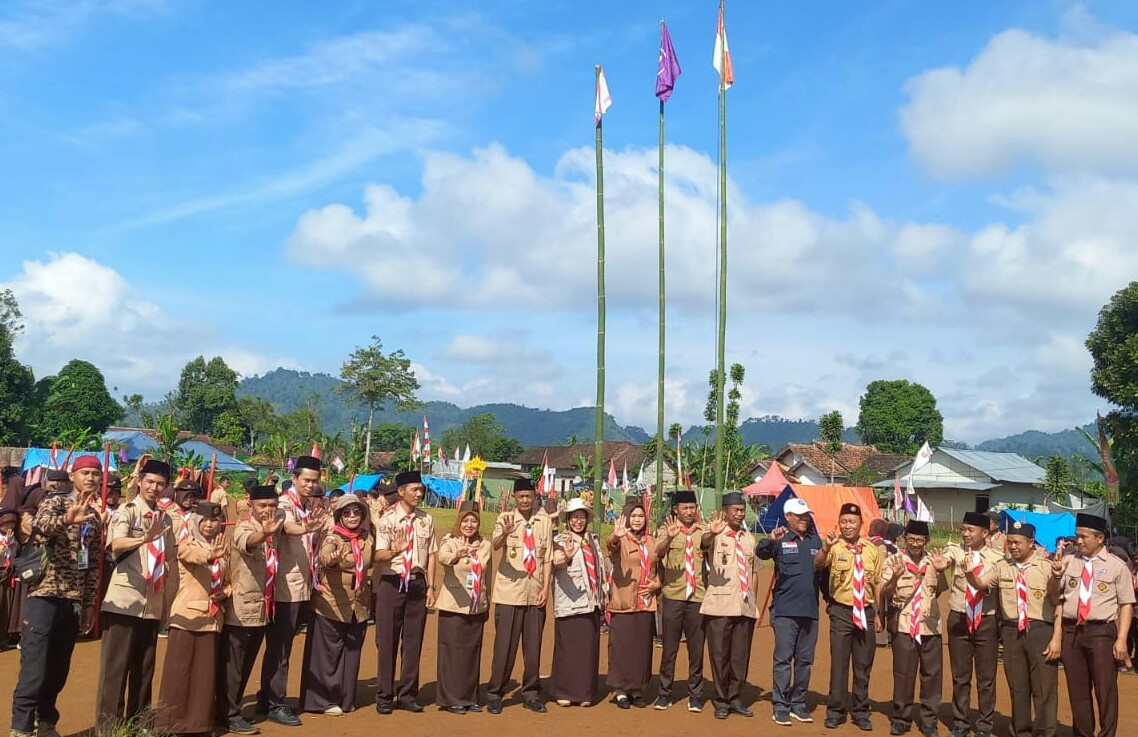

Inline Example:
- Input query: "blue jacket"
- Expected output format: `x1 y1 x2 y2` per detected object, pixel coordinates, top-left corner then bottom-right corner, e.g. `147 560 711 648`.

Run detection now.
755 529 823 619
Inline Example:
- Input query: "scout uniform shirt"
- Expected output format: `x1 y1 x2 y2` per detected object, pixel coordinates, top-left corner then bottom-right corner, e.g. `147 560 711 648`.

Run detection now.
102 496 177 621
606 532 659 614
491 508 554 606
28 493 104 606
315 531 375 622
987 531 1006 553
881 551 948 638
942 544 1005 614
823 536 884 608
973 552 1057 624
435 535 493 615
1057 550 1136 622
226 517 273 628
700 525 758 619
275 495 314 603
373 505 437 578
168 536 228 633
655 522 707 602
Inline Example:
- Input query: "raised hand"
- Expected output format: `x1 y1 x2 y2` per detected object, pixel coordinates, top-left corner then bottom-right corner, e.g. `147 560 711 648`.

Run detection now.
824 527 840 547
142 512 167 542
560 538 579 560
390 527 408 552
326 546 345 567
930 548 950 572
261 513 284 537
613 514 629 539
770 526 789 542
64 492 96 526
209 536 227 561
1051 550 1066 577
890 554 905 577
708 512 726 535
664 515 682 538
500 512 519 536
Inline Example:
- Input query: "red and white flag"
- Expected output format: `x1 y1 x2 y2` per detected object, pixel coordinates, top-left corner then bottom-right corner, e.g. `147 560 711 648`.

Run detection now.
411 430 421 462
893 473 904 509
595 65 612 125
310 443 321 459
621 461 630 491
606 459 618 489
422 416 431 460
676 428 687 489
713 5 734 89
535 451 552 496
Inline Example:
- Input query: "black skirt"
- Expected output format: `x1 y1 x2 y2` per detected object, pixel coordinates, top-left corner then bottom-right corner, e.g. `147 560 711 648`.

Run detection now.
299 614 367 712
607 610 654 693
436 610 487 708
552 611 600 703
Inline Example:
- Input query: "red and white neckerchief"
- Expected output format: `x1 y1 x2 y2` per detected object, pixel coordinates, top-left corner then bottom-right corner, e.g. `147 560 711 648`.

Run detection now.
208 552 224 618
142 512 167 592
0 534 12 570
849 542 868 630
286 491 320 592
1077 556 1095 624
635 535 652 609
399 514 415 592
176 514 192 544
727 528 749 597
682 528 698 600
521 520 538 577
156 497 176 515
905 556 929 643
579 534 599 596
1014 561 1031 632
468 545 484 614
334 525 366 591
264 535 278 620
964 551 986 633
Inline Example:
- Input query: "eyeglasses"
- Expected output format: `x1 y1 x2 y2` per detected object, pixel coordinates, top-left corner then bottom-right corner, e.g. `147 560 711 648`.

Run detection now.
341 508 363 517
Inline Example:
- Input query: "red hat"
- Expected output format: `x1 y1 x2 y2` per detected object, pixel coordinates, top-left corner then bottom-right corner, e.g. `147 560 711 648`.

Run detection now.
70 455 102 472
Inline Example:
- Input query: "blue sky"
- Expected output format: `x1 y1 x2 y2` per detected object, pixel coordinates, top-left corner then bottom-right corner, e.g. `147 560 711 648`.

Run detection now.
4 0 1138 444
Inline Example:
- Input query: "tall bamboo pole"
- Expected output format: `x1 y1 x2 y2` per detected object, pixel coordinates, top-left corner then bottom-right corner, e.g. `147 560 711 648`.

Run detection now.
593 64 607 533
713 0 729 505
655 94 666 520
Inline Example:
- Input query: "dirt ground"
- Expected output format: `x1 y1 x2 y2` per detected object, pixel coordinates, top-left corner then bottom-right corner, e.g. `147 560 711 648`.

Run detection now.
0 567 1128 737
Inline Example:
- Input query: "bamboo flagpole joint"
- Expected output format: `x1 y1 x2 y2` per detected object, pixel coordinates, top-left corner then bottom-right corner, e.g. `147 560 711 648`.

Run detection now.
593 63 609 533
712 0 730 507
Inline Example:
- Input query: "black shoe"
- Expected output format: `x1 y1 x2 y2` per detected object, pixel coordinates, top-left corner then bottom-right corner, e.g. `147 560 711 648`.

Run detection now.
631 695 647 708
890 723 910 736
950 728 969 737
400 699 424 713
975 732 990 737
922 731 940 737
615 695 631 710
730 702 753 717
687 698 703 713
487 699 503 714
466 703 483 713
266 707 301 727
653 696 672 710
523 699 547 713
714 706 730 720
227 717 259 735
854 717 874 731
375 701 394 715
825 716 846 729
442 706 467 714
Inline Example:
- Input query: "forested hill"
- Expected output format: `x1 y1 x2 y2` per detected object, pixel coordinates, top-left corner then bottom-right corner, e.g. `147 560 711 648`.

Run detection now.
976 424 1097 460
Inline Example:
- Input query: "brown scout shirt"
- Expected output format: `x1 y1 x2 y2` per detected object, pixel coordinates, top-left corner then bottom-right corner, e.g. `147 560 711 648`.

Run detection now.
942 543 1004 614
373 505 437 578
28 493 103 606
225 518 272 627
1058 551 1137 622
168 537 228 633
655 522 707 602
315 531 375 622
699 526 758 619
881 551 948 637
824 537 884 607
435 535 493 615
491 508 554 606
606 532 659 614
102 496 177 621
974 553 1057 623
275 496 313 603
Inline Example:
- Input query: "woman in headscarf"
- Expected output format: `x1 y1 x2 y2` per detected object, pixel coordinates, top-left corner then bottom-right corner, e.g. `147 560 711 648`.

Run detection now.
605 500 660 708
434 500 492 714
154 502 229 735
299 493 374 715
550 497 605 707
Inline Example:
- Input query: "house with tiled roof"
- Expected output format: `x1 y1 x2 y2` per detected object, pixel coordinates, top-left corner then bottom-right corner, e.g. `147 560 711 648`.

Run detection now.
514 441 674 494
772 441 909 486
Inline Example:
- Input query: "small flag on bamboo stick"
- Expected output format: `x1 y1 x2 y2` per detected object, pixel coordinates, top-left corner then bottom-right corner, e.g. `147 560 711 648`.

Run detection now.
656 21 682 102
712 5 734 89
595 66 612 125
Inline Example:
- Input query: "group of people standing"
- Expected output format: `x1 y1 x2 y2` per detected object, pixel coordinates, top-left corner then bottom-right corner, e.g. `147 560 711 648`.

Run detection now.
3 453 1135 737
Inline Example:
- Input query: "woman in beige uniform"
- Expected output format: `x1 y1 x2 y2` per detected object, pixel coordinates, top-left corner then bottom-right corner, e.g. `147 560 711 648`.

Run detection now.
434 501 492 714
550 497 605 707
605 501 659 709
299 494 374 715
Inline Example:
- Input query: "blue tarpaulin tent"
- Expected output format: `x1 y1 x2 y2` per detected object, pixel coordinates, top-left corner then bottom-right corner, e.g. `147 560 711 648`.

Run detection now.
21 448 118 472
423 475 464 504
758 486 796 533
336 474 384 494
998 510 1074 552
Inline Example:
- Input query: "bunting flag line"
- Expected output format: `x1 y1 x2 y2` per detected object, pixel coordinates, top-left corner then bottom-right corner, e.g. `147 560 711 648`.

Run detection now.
712 4 734 89
656 21 682 102
595 65 612 125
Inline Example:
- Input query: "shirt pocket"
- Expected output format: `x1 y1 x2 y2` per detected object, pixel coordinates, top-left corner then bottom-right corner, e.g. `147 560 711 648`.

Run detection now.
237 592 264 619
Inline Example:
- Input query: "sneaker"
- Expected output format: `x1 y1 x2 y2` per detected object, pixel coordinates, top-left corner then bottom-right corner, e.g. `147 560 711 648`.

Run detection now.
772 711 792 726
322 706 343 716
653 696 672 710
615 695 631 709
556 700 571 707
158 628 169 639
687 698 703 713
854 717 874 731
890 722 910 736
653 637 664 648
267 706 302 726
10 731 33 737
228 717 259 735
36 724 60 737
791 707 813 723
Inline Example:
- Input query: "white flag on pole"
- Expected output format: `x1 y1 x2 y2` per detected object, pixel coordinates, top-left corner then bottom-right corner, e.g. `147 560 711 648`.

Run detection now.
595 66 612 124
911 441 933 474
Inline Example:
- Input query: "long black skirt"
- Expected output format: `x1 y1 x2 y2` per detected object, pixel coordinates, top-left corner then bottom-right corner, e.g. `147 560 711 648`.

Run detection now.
552 611 600 703
436 610 487 708
154 628 218 734
607 610 654 694
299 614 367 712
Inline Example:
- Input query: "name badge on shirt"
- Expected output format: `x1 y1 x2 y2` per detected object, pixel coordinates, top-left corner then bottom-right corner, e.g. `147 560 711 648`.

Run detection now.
781 541 799 551
77 547 89 570
466 573 477 589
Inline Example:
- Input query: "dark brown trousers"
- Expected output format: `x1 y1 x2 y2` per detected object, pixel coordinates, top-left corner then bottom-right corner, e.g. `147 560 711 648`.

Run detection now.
95 612 160 726
658 597 706 700
1061 620 1120 737
1002 621 1058 737
217 624 265 720
256 600 311 711
827 603 876 721
487 602 546 701
891 633 942 735
374 574 427 703
704 615 755 709
947 610 998 733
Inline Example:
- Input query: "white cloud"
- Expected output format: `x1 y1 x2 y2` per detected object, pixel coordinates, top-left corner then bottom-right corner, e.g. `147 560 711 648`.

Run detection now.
0 0 178 53
901 23 1138 179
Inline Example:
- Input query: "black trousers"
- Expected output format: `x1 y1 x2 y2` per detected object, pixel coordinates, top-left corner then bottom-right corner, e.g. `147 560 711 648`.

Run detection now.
658 598 706 700
96 611 160 726
704 615 755 709
771 615 818 713
827 604 876 721
1061 620 1120 737
374 574 427 702
947 611 998 733
10 597 80 733
892 633 942 735
217 625 266 721
1002 621 1058 737
257 600 311 711
487 603 547 701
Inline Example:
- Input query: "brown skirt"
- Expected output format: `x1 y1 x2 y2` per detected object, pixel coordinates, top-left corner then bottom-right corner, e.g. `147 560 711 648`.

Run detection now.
154 628 218 734
436 610 487 708
607 610 654 694
299 614 367 712
552 611 600 703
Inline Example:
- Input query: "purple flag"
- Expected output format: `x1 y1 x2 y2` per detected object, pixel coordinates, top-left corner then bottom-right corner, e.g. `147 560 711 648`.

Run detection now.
656 22 682 102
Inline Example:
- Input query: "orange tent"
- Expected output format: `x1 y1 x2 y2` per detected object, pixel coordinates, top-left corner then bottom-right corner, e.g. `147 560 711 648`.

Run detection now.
786 485 882 536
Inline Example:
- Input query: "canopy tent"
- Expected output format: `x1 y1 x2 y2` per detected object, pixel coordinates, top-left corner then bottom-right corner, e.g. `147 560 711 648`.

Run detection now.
743 462 792 497
336 474 384 494
423 475 465 504
998 510 1074 553
759 485 882 536
101 430 254 472
21 448 119 472
1046 498 1108 518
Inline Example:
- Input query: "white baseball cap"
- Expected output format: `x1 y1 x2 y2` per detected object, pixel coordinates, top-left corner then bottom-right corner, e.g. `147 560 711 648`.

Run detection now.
784 497 812 516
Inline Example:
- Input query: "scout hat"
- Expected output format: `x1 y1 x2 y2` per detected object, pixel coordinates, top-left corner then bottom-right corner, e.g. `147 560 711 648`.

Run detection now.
395 470 422 488
249 485 278 501
721 491 745 507
513 478 535 493
560 497 593 522
294 455 322 473
839 503 862 518
195 501 224 521
672 489 698 506
904 520 930 537
1006 520 1035 538
962 511 988 528
140 459 172 480
1075 512 1108 534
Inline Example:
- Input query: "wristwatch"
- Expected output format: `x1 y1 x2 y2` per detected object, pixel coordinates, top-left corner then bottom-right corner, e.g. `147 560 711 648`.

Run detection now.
426 584 437 591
